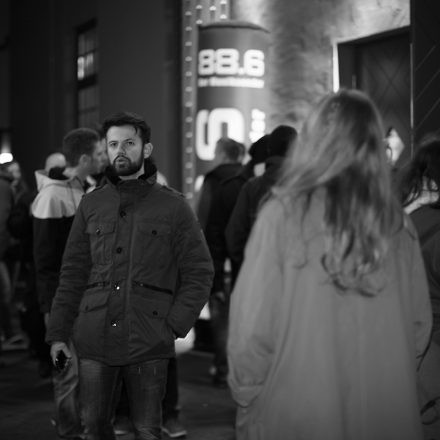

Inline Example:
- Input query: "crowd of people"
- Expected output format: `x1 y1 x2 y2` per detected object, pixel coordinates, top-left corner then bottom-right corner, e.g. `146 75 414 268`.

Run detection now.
0 88 439 440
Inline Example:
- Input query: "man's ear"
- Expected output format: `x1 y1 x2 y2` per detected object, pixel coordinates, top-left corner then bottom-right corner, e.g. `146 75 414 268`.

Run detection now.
79 153 91 166
144 143 154 158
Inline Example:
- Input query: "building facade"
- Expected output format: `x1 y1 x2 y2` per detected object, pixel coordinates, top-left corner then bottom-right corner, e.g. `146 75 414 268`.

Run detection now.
1 0 439 195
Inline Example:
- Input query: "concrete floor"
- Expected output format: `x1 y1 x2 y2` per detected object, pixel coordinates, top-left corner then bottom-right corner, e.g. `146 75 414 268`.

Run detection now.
0 341 236 440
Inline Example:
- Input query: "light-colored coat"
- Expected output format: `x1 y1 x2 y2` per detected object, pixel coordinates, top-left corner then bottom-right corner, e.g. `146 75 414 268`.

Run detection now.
228 196 432 440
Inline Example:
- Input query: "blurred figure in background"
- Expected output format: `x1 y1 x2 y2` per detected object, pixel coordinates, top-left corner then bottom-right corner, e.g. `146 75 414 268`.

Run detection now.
228 89 431 440
33 128 102 439
226 125 297 278
85 137 108 191
5 160 30 305
5 153 66 377
196 137 245 387
0 164 14 350
193 135 268 385
212 135 269 290
385 126 405 167
400 134 440 429
44 152 67 174
196 137 245 231
5 160 29 203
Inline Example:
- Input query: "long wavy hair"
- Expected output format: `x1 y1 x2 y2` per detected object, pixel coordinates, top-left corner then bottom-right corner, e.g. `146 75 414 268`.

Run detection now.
274 89 400 295
400 135 440 208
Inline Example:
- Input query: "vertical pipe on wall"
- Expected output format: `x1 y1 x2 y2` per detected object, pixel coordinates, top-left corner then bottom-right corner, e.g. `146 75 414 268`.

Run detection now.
180 0 231 203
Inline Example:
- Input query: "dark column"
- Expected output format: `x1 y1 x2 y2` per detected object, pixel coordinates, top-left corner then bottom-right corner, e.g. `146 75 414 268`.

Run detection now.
411 0 440 145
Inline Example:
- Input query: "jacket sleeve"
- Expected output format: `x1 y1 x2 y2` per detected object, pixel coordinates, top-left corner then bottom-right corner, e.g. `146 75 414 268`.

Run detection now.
45 202 91 343
167 198 214 337
227 199 284 407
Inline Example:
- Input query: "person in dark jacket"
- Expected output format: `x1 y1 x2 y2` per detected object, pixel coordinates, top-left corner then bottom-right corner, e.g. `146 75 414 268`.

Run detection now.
32 128 105 439
196 137 245 232
400 134 440 427
0 165 14 350
208 135 270 293
200 135 269 387
46 111 214 440
226 125 297 279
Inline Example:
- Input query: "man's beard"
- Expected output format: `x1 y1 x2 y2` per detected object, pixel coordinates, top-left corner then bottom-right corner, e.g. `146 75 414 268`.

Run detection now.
110 154 144 177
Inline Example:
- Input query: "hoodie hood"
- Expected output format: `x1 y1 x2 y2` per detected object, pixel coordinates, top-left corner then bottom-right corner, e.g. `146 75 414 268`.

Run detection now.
32 168 85 219
34 168 70 192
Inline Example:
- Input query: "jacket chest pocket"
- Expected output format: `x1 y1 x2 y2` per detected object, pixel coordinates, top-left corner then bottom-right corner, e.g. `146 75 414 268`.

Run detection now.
86 222 115 265
136 223 171 267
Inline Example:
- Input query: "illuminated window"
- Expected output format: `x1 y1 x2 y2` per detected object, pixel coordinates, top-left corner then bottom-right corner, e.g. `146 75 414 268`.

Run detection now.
76 21 99 128
77 26 98 80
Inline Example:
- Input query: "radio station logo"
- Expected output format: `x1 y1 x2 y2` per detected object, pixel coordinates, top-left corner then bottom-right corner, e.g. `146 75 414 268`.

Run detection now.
197 48 265 88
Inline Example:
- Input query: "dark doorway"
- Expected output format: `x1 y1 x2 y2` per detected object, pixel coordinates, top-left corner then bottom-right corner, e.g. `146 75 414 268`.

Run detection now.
338 28 411 166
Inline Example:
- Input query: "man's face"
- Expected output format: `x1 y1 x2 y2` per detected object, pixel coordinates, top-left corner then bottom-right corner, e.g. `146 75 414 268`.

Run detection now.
90 140 109 175
106 125 146 177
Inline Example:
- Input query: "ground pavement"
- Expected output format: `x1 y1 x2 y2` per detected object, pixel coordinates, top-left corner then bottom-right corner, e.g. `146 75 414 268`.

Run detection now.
0 339 236 440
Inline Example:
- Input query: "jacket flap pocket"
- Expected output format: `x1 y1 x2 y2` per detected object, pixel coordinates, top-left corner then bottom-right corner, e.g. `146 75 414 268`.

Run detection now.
132 283 172 318
86 222 115 236
79 292 109 312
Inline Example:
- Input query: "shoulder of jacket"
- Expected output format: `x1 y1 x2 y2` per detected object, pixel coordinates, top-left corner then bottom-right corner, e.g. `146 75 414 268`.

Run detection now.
157 184 185 199
86 183 108 196
31 185 68 219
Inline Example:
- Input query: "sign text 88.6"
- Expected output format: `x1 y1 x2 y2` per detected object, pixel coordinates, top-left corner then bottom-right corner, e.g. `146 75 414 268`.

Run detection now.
198 48 265 77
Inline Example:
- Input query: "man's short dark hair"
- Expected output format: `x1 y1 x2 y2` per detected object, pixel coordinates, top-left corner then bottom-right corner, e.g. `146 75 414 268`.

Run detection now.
63 128 99 167
216 137 245 162
101 111 151 145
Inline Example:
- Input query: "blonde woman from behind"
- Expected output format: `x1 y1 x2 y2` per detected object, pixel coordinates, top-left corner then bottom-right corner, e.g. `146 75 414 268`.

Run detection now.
227 89 432 440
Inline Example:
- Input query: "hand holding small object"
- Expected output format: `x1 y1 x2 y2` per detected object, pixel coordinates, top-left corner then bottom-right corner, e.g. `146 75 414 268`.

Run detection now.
50 341 72 372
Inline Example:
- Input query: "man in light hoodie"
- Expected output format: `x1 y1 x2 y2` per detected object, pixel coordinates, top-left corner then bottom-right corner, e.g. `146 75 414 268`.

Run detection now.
32 127 106 439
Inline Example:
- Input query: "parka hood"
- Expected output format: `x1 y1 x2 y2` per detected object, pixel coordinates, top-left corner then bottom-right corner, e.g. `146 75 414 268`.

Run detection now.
34 167 69 192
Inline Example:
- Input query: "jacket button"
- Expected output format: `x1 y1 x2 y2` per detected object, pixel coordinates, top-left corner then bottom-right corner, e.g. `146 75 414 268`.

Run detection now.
111 320 117 327
116 247 122 253
96 228 101 235
120 210 126 218
114 283 120 290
